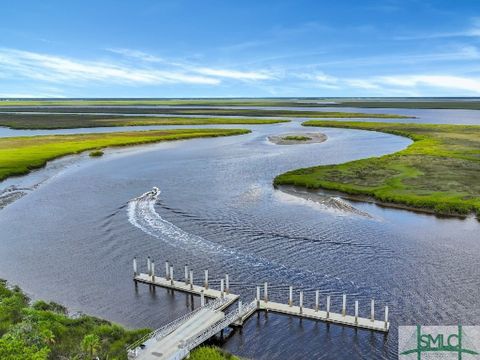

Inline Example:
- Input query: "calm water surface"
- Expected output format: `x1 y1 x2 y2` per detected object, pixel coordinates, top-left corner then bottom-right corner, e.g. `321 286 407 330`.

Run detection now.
0 117 479 360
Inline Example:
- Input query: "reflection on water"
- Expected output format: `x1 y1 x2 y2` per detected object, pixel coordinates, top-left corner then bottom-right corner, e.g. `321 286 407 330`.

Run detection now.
0 118 479 359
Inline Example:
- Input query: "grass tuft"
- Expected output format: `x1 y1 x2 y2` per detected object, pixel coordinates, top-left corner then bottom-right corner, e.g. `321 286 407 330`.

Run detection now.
89 150 104 157
190 346 240 360
282 135 312 141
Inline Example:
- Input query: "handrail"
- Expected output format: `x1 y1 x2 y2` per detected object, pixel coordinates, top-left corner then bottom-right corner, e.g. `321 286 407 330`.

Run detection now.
126 296 231 358
179 300 257 352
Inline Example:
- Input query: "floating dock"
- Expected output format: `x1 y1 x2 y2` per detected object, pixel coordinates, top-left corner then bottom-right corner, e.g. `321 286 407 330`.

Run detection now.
128 257 390 360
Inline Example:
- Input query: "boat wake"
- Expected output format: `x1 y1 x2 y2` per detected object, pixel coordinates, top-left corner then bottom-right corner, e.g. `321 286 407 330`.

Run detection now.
127 187 367 294
128 187 237 256
0 185 35 210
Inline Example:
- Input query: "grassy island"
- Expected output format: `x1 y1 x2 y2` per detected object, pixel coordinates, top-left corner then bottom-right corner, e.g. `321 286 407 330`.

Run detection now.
0 128 249 181
282 135 312 141
274 120 480 217
89 150 104 157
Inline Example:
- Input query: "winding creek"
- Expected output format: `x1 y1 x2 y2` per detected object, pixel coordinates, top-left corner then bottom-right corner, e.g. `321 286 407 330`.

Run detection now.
0 110 479 359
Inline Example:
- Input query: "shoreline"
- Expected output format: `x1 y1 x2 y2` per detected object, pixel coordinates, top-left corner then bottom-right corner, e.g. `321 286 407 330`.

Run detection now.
276 185 477 219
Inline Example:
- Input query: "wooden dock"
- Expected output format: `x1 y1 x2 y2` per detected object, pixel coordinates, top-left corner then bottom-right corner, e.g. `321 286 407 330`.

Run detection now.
128 257 390 360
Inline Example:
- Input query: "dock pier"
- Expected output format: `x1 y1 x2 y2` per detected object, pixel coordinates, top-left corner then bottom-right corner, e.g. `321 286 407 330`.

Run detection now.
128 257 390 360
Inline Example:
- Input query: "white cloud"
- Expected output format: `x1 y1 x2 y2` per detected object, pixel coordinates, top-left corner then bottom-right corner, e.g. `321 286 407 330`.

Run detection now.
106 48 165 63
343 79 380 90
298 70 480 95
0 48 220 85
378 75 480 93
0 48 276 88
0 93 66 98
395 17 480 40
193 67 274 81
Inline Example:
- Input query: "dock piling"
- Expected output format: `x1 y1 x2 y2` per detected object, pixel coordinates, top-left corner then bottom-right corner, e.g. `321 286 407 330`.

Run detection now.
204 270 209 290
220 279 225 298
299 291 303 314
355 300 359 324
342 294 346 317
200 290 205 307
133 257 137 277
225 274 230 294
256 286 260 308
184 265 189 285
371 299 375 322
170 266 174 285
315 290 319 312
189 270 194 290
151 261 155 281
147 257 152 276
264 282 268 303
289 286 293 307
326 295 331 319
165 261 170 280
384 306 389 330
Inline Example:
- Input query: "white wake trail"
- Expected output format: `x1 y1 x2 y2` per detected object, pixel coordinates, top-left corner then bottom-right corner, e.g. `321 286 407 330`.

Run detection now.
127 187 363 293
128 187 246 259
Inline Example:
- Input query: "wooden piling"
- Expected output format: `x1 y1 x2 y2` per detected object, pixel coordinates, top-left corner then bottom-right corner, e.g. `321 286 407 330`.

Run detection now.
151 261 155 281
299 291 303 314
133 257 137 277
189 270 194 290
326 295 331 319
371 299 375 322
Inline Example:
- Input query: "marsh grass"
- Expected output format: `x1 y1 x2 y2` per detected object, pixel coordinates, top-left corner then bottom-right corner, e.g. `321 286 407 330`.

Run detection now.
274 121 480 216
0 128 249 181
0 108 410 125
331 100 480 110
282 135 312 141
0 114 288 129
89 150 104 157
189 346 240 360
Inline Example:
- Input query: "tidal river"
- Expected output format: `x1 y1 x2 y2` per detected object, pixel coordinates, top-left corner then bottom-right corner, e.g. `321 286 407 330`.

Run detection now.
0 115 479 359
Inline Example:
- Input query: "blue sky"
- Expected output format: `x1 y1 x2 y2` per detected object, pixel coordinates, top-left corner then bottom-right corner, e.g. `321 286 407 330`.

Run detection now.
1 0 480 98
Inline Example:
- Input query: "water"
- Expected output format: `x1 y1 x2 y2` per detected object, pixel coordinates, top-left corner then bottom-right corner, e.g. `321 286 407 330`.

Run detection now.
0 116 479 359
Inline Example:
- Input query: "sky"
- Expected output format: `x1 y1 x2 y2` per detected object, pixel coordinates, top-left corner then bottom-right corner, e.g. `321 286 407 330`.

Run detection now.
1 0 480 98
